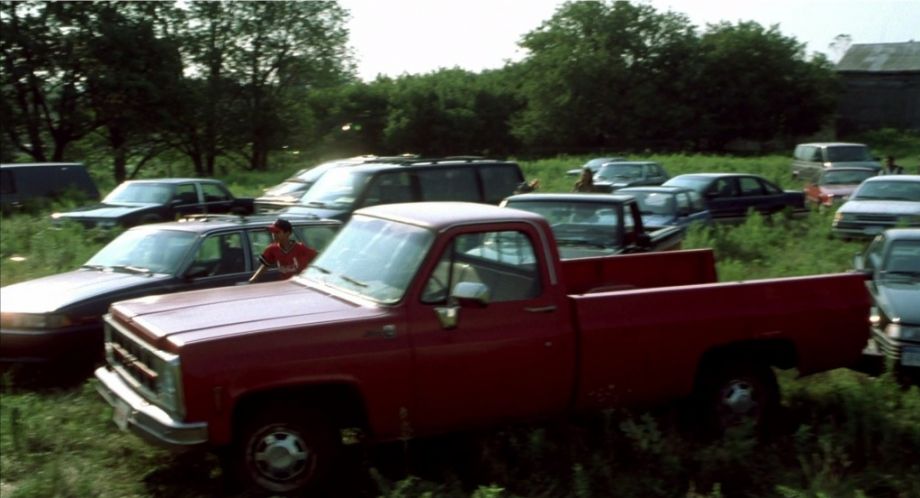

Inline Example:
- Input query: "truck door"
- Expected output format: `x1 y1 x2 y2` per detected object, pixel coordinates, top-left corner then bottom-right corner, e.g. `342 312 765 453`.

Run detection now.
406 224 575 434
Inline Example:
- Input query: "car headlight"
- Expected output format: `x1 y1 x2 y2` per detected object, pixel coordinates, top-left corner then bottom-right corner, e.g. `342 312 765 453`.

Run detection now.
833 212 853 223
0 312 74 329
156 356 184 417
885 323 920 341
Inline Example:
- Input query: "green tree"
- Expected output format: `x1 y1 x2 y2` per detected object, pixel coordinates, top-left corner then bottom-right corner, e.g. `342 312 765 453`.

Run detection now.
83 3 184 182
514 0 698 153
1 2 97 161
693 21 839 150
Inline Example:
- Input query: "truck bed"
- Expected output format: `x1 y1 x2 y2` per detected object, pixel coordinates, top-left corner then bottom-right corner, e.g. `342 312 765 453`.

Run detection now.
561 249 718 295
569 272 870 411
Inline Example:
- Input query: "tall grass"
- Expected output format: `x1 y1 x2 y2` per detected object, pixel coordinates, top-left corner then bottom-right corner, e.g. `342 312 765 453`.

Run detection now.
1 152 918 497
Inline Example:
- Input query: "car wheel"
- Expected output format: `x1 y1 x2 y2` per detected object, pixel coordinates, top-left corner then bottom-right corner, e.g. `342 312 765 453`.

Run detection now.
692 359 779 436
230 405 340 495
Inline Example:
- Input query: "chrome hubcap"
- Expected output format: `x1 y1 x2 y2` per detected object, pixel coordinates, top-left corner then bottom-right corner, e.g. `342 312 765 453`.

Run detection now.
253 431 311 481
722 380 756 415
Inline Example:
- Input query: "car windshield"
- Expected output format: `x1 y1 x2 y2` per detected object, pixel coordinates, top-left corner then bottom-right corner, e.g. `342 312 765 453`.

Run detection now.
298 169 369 209
884 240 920 276
103 183 173 204
853 180 920 202
663 176 710 192
584 157 624 171
826 146 872 162
84 228 196 274
819 169 875 185
303 216 434 304
506 200 621 249
596 163 642 180
263 181 310 198
626 192 675 215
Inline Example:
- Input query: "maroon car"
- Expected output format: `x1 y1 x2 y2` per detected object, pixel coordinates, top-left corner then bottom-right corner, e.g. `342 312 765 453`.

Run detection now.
804 167 877 208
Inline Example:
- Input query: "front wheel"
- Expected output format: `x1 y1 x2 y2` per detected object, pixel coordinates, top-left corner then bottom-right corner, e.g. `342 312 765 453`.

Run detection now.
229 406 340 495
693 360 779 436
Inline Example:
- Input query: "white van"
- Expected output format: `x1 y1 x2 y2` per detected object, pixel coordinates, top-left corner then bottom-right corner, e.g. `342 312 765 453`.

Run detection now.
791 142 881 180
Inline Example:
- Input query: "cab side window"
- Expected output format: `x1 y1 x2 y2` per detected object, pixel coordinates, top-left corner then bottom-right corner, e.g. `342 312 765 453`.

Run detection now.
422 230 541 304
709 178 736 198
201 183 231 202
174 184 199 204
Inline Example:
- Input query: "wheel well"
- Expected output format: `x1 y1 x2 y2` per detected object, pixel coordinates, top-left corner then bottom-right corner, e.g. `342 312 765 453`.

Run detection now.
694 339 797 385
231 383 370 434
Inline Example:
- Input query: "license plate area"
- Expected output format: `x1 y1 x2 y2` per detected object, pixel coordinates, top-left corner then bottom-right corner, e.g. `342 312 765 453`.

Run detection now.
902 348 920 368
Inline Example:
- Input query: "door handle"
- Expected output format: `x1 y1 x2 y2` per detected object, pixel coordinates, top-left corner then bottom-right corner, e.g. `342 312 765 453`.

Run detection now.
524 305 557 313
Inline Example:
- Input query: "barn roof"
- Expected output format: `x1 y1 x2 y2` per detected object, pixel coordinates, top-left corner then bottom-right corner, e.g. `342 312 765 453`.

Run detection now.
836 42 920 72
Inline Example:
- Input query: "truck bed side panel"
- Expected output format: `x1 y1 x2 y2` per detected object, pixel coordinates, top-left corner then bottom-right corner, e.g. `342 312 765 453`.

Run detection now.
570 273 870 411
561 249 718 295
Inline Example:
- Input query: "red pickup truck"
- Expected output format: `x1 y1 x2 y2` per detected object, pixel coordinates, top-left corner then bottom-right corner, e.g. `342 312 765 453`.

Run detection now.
95 202 871 495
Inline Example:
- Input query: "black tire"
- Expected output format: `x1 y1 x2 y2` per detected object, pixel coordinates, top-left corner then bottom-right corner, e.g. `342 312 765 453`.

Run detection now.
693 360 779 436
230 406 340 496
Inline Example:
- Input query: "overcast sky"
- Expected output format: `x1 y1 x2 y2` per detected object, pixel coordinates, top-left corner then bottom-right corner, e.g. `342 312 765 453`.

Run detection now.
340 0 919 81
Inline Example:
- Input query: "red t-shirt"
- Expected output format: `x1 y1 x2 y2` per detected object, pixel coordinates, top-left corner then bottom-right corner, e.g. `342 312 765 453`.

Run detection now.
258 242 317 279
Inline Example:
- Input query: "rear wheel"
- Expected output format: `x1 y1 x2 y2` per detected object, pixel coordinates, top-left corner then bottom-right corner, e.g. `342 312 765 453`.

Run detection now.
229 405 340 496
693 360 779 436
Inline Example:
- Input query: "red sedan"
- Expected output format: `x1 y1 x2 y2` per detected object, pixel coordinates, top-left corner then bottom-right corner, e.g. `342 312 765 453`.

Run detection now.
804 167 877 207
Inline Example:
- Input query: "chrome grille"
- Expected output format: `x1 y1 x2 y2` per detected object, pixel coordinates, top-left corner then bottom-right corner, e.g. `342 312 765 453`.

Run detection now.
104 316 165 401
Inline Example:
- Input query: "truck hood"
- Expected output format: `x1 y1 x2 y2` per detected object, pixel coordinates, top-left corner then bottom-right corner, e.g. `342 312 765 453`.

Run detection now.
55 203 155 220
838 200 920 216
877 279 920 325
113 280 373 345
0 269 171 313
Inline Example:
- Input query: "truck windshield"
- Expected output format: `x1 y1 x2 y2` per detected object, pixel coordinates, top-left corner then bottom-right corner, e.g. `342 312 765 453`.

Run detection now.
303 216 434 304
826 146 872 162
626 192 675 215
506 200 622 249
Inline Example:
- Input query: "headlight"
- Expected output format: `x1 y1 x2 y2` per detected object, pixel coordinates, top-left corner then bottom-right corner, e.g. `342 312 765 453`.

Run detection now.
0 312 74 329
885 323 920 341
156 356 184 417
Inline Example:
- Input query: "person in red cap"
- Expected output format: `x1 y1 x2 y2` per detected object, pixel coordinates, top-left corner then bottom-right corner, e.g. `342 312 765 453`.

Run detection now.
249 218 317 283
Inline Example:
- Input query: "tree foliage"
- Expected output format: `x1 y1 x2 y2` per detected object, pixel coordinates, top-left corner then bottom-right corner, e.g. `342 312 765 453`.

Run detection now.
1 0 842 178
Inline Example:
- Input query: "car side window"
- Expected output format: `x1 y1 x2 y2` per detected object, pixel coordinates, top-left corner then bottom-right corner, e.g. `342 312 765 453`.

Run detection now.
739 177 764 196
248 229 273 268
174 184 199 204
864 237 885 272
201 183 231 202
422 230 541 304
708 179 735 197
294 225 338 252
419 167 479 202
675 193 690 213
188 232 245 277
361 172 413 207
687 190 705 210
761 180 783 194
811 148 822 161
479 165 523 204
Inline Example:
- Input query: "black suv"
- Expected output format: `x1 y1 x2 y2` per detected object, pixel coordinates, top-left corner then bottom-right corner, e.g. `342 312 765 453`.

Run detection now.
0 214 340 367
280 157 525 221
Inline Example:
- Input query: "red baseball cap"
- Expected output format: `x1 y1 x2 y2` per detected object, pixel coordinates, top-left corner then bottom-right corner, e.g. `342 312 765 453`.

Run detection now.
267 218 293 233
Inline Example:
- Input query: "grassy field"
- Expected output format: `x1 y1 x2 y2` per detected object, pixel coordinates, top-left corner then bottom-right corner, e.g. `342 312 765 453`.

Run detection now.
1 152 919 497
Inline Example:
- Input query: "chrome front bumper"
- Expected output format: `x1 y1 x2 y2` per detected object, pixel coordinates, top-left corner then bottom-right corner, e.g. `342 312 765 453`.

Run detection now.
95 366 208 448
